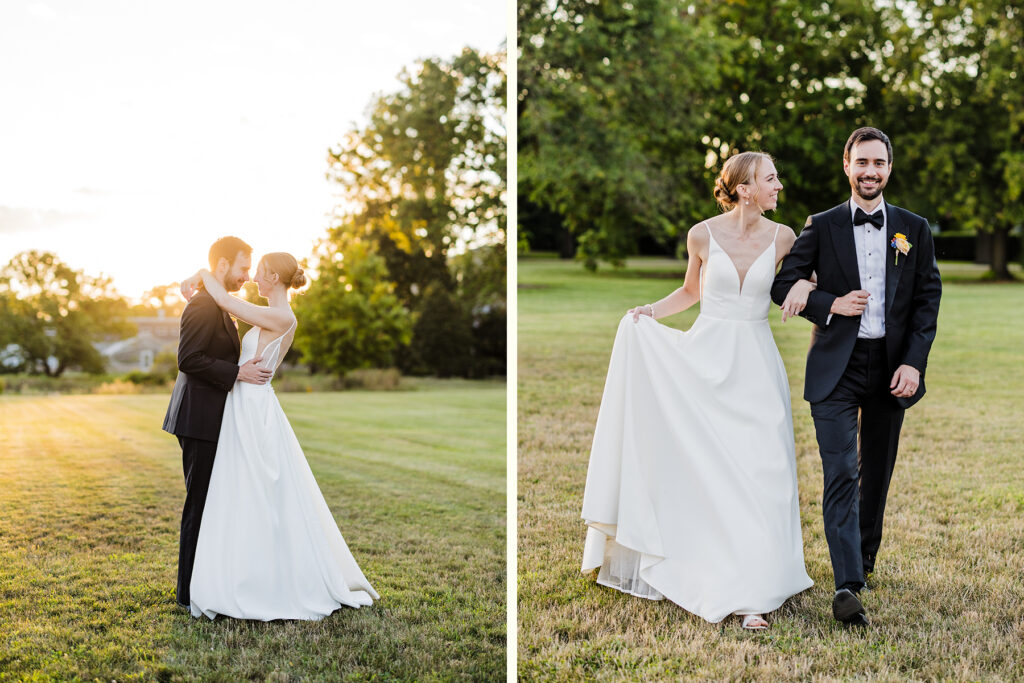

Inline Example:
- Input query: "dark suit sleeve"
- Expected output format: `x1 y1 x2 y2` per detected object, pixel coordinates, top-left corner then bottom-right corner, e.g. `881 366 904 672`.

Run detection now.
901 219 942 373
178 295 240 391
771 216 837 327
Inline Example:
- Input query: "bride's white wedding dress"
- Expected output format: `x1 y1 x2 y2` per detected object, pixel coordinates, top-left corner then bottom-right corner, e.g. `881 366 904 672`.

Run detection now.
190 321 378 621
581 223 813 623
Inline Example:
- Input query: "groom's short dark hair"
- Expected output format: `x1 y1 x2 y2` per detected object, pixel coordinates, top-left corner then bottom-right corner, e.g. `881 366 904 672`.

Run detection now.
844 127 893 164
208 236 253 270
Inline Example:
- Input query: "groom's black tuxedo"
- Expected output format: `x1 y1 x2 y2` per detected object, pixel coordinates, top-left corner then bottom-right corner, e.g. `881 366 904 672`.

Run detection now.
771 200 941 592
162 289 241 606
771 201 941 409
163 290 241 440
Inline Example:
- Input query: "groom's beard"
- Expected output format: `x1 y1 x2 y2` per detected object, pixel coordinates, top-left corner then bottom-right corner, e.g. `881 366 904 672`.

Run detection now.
852 175 886 201
223 275 244 292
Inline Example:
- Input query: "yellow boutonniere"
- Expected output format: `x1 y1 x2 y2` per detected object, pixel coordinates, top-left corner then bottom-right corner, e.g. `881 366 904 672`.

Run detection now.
890 233 912 264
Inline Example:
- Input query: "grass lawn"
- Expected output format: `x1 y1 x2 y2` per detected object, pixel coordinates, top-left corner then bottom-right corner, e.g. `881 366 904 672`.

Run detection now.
517 254 1024 680
0 380 505 681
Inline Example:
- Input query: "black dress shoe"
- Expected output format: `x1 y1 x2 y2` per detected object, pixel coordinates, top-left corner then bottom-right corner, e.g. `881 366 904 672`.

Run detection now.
833 588 869 626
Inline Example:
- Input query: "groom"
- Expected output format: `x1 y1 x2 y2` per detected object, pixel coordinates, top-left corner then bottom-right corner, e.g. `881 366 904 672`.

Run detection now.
162 236 271 608
771 127 941 626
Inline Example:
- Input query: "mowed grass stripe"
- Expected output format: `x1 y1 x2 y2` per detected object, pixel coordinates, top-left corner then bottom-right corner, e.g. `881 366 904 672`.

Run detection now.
517 255 1024 681
283 389 504 494
0 383 505 681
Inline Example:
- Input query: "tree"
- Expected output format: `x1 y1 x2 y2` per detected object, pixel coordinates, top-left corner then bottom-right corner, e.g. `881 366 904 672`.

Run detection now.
518 0 722 268
0 251 134 376
310 47 507 376
291 228 412 376
452 243 506 376
519 0 897 267
325 47 506 307
131 283 187 317
695 0 888 223
880 0 1024 279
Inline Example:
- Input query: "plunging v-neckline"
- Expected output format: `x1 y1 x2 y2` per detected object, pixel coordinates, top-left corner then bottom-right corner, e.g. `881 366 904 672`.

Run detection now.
706 228 777 297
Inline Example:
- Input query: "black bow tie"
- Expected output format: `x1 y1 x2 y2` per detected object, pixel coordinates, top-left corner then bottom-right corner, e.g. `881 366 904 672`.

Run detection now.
853 208 884 230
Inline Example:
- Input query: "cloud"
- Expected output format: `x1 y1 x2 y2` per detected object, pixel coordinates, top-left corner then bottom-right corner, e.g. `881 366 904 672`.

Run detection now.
0 206 93 234
27 2 57 21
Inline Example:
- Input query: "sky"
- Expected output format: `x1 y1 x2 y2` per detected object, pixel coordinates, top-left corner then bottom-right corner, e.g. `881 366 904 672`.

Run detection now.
0 0 505 300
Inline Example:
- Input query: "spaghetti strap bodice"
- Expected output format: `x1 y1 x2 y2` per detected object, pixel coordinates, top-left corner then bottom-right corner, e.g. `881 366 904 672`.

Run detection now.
238 319 297 382
581 219 812 622
700 222 779 321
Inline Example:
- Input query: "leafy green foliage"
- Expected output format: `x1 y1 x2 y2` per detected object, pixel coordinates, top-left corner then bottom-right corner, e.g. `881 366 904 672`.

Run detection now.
302 47 507 377
0 251 134 376
881 1 1024 277
520 1 1023 278
405 283 475 377
293 229 412 376
518 0 721 268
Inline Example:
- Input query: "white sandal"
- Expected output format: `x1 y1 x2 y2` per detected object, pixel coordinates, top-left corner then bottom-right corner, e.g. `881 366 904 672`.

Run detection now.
741 614 768 630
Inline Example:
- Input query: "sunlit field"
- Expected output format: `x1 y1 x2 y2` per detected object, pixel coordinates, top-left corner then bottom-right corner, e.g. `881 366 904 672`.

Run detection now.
0 381 505 681
517 255 1024 681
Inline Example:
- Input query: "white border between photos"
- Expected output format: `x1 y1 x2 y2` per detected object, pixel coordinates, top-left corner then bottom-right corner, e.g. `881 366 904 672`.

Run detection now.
506 0 518 679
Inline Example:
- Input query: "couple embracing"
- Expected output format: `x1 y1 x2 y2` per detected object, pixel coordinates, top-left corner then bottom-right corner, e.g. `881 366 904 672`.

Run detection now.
581 127 942 629
162 237 378 621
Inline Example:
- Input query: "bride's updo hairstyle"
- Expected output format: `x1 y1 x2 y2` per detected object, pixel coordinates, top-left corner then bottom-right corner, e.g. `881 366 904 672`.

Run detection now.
713 151 772 212
259 252 307 289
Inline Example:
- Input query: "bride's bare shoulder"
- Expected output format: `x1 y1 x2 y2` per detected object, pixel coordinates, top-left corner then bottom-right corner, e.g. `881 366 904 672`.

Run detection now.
774 223 798 244
687 220 712 242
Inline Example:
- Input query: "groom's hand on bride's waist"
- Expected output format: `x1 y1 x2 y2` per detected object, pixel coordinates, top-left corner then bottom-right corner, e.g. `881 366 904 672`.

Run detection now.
238 357 272 384
830 290 870 317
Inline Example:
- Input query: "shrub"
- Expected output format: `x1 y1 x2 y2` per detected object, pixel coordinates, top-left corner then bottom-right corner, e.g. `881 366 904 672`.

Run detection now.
94 379 144 395
123 370 172 386
341 368 402 391
470 302 506 378
405 284 474 378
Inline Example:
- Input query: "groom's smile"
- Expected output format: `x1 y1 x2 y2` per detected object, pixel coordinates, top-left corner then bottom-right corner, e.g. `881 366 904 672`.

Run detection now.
844 138 891 203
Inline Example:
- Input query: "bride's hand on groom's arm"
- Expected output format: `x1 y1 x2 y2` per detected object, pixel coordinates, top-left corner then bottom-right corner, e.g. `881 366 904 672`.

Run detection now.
780 279 817 322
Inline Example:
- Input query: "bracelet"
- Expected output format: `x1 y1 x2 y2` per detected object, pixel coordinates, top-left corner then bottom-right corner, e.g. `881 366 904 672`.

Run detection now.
646 303 656 318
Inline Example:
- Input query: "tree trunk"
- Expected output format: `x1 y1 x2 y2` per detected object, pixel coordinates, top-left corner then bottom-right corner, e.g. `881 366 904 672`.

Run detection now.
558 228 575 259
990 227 1013 280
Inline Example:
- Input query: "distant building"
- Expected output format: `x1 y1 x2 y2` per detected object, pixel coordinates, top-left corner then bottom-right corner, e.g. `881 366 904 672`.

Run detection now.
96 312 180 373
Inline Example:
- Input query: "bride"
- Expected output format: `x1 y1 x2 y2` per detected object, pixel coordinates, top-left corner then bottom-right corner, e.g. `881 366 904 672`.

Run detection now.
581 152 815 630
180 252 378 621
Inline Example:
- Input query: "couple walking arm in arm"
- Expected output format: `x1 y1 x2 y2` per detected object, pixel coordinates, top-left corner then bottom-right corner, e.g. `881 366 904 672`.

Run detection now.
582 127 941 629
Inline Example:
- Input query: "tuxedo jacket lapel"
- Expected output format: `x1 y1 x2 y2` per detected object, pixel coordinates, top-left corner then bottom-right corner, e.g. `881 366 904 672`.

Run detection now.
222 310 240 355
885 201 907 317
828 205 861 292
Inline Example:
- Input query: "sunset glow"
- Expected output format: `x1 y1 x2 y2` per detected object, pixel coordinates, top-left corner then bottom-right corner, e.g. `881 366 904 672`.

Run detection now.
0 0 504 299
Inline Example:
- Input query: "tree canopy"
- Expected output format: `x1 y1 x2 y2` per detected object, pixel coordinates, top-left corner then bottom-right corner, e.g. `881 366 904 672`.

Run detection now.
519 0 1023 278
295 47 507 377
0 251 134 376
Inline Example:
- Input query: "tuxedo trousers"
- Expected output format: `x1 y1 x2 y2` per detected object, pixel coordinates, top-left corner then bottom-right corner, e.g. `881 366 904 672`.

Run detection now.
176 435 217 606
809 338 905 591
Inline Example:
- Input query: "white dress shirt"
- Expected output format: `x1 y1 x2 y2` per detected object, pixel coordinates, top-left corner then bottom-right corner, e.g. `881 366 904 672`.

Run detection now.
849 197 887 339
